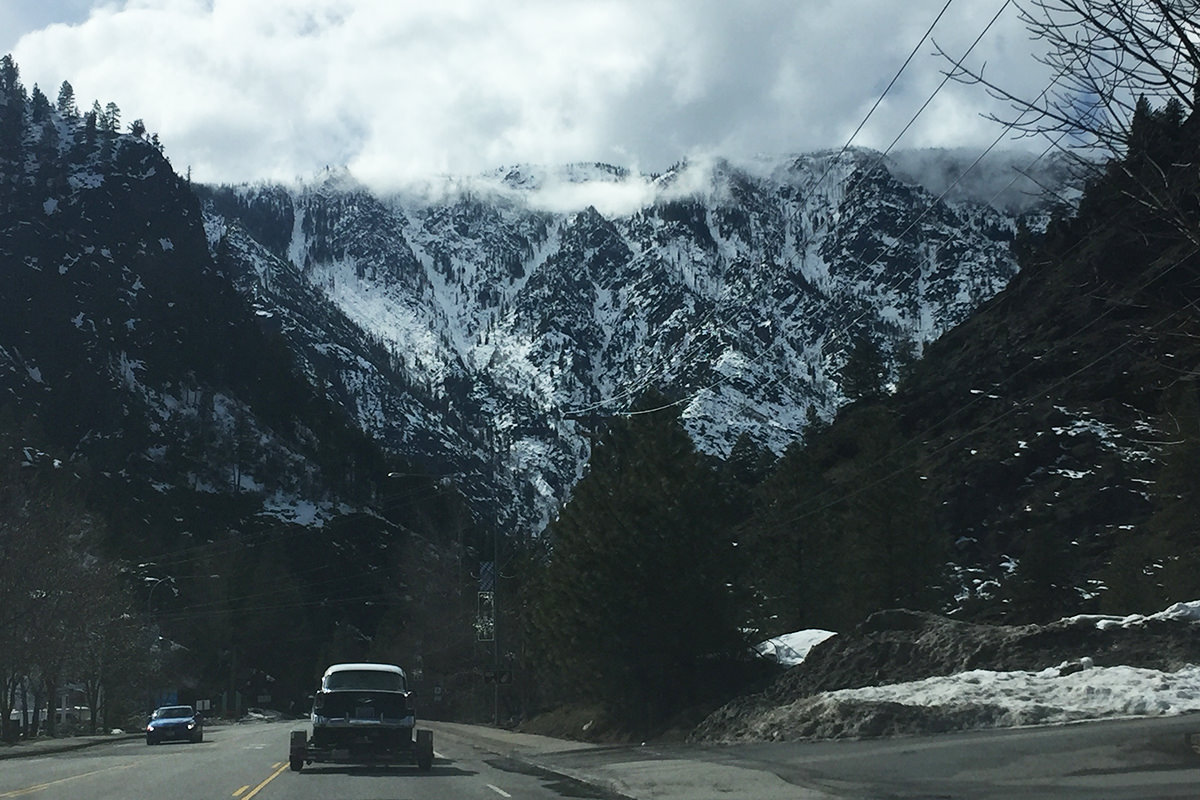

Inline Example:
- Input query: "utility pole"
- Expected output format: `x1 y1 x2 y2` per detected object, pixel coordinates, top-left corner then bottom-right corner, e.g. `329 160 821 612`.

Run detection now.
144 573 220 713
493 522 500 727
478 423 508 727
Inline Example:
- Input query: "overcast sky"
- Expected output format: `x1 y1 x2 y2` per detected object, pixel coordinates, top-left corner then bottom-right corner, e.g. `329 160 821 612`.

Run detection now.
1 1 1056 192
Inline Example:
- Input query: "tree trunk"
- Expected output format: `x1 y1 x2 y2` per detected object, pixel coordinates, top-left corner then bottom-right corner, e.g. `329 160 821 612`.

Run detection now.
86 682 100 735
30 684 43 737
1 672 16 741
43 676 57 737
18 683 29 739
85 658 102 735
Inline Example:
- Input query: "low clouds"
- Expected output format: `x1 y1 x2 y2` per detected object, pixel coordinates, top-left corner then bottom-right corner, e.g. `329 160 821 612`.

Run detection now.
7 0 1054 191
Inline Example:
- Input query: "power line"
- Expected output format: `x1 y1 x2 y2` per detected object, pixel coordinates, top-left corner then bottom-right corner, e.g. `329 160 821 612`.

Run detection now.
562 0 962 419
811 0 957 191
624 19 1076 421
756 236 1199 536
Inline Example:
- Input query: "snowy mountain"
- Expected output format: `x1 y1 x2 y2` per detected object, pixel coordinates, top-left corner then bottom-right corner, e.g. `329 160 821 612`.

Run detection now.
202 149 1067 530
0 71 398 564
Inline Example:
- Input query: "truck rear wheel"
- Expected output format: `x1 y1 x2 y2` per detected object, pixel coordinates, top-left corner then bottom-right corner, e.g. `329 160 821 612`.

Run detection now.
289 730 307 772
416 729 433 771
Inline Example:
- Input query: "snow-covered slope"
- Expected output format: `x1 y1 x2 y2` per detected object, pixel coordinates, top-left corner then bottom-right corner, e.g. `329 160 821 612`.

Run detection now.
701 602 1200 742
203 149 1066 530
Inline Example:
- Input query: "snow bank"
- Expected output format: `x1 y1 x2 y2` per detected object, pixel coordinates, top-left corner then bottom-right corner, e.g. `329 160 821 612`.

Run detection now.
703 600 1200 743
827 663 1200 726
1063 600 1200 631
755 630 837 666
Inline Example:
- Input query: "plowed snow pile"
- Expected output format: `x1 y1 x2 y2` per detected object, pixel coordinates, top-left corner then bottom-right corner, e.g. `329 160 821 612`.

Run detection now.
693 602 1200 742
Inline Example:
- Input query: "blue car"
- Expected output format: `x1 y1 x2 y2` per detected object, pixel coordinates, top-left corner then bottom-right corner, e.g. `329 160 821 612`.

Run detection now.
146 705 203 745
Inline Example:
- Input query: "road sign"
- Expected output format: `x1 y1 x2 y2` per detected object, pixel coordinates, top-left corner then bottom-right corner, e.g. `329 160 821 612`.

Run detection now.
483 669 512 684
476 591 495 641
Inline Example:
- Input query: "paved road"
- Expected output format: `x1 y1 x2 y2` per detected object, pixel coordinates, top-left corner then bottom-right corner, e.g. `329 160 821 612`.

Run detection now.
531 714 1200 799
0 720 616 800
3 714 1199 799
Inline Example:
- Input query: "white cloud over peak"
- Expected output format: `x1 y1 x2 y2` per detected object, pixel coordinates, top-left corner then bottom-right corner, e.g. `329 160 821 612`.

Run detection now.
7 1 1055 190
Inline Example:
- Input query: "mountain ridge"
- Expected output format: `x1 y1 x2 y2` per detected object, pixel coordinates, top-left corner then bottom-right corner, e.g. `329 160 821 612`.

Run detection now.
202 147 1066 530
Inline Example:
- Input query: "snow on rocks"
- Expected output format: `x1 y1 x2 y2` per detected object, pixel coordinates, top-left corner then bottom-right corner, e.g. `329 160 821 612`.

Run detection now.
696 601 1200 743
755 630 838 667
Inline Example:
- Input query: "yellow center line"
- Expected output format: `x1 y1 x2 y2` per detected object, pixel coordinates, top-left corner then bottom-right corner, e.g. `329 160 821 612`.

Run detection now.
0 762 137 797
241 762 289 800
232 785 250 797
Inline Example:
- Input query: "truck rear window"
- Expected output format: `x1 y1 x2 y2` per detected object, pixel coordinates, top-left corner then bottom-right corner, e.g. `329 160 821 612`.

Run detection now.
324 670 405 691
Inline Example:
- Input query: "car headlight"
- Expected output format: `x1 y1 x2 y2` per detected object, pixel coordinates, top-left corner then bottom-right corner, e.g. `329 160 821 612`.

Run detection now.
187 722 196 730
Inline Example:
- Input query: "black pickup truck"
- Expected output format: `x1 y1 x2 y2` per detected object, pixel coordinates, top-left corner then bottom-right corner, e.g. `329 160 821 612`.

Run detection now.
289 662 433 772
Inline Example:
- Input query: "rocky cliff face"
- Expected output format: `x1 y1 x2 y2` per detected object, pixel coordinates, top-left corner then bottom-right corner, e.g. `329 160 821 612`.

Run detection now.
202 150 1064 530
0 81 387 545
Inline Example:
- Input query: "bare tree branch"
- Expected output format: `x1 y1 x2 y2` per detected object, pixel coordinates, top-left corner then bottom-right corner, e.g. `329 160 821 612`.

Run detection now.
945 0 1200 157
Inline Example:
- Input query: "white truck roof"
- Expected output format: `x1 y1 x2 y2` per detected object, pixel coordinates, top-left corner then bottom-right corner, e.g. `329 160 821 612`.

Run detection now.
322 662 405 677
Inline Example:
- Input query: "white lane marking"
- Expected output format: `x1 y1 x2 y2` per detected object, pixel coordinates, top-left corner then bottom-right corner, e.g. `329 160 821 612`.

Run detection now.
486 784 513 798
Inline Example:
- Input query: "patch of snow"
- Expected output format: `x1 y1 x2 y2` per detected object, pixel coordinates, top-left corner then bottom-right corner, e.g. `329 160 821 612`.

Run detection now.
823 663 1200 725
258 493 338 528
69 172 104 190
815 599 1200 733
1050 468 1093 479
1064 600 1200 631
756 630 838 666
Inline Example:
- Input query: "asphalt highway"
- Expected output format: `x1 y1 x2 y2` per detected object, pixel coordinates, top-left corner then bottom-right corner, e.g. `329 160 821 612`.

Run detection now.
531 713 1200 799
0 720 616 800
3 714 1199 799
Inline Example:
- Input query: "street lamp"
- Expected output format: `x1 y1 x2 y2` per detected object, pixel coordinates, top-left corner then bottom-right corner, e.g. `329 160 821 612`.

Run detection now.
143 574 220 712
145 574 221 614
144 576 173 614
387 468 504 724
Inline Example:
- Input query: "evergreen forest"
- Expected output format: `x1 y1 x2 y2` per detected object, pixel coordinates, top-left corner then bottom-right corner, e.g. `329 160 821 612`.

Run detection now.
2 7 1200 741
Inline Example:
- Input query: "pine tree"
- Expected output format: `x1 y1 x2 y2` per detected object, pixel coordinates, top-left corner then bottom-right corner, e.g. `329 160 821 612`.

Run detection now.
1101 382 1200 612
745 439 838 632
0 54 26 155
0 54 23 101
30 84 61 178
528 395 751 729
81 109 97 146
727 432 774 486
840 331 887 402
748 405 943 631
803 404 828 440
55 80 78 119
103 101 120 134
29 84 50 123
